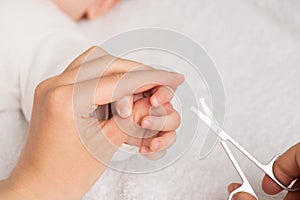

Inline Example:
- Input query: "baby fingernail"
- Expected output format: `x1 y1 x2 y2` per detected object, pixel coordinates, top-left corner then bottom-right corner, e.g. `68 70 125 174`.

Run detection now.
152 142 161 150
151 97 159 106
140 147 148 154
142 118 151 128
119 108 130 118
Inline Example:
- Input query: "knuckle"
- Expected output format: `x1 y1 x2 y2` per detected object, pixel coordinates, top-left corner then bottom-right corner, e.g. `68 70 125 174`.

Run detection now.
88 45 102 53
34 76 60 99
34 79 50 99
86 46 110 60
89 45 99 50
44 85 72 112
111 72 125 82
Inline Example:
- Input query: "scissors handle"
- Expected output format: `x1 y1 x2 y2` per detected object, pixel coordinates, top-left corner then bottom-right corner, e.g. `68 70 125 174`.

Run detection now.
228 182 257 200
224 132 300 192
220 140 258 200
192 100 300 195
229 135 300 192
222 139 300 199
261 154 300 192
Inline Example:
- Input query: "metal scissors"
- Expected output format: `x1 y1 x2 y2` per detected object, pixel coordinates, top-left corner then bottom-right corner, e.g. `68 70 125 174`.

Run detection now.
191 98 300 199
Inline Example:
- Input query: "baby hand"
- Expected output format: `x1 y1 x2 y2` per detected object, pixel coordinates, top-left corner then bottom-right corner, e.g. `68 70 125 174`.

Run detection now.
113 90 180 160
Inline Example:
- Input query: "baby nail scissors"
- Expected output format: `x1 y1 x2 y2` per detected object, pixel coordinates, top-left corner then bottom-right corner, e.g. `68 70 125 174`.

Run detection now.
191 98 300 200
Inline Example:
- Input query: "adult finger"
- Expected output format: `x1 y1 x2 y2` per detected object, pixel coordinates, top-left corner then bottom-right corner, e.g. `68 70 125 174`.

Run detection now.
72 70 184 138
284 179 300 200
87 70 184 105
227 183 256 200
61 56 152 84
262 143 300 195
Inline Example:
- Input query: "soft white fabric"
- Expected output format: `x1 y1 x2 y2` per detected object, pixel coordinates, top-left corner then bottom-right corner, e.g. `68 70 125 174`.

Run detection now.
0 0 91 120
1 0 300 200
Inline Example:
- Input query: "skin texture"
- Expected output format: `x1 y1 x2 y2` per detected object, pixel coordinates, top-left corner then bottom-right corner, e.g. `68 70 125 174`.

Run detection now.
0 46 184 200
52 0 120 20
228 142 300 200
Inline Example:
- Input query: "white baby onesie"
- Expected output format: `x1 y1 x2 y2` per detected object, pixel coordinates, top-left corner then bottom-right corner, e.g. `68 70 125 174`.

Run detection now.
0 0 92 120
0 0 135 165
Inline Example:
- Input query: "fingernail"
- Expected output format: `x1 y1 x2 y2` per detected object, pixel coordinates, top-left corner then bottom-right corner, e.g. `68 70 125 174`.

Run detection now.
142 118 151 128
152 141 161 150
140 147 148 154
119 108 130 118
151 97 159 107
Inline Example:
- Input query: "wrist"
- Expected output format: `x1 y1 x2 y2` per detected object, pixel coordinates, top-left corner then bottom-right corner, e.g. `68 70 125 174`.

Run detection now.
6 163 84 200
0 179 34 200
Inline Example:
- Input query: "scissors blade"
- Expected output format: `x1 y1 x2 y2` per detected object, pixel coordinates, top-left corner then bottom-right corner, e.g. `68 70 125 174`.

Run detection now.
199 98 213 118
191 106 213 127
191 106 227 139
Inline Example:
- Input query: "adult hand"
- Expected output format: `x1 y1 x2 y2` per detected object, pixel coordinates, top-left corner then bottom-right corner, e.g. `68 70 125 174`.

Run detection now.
68 46 182 160
0 46 184 200
228 142 300 200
